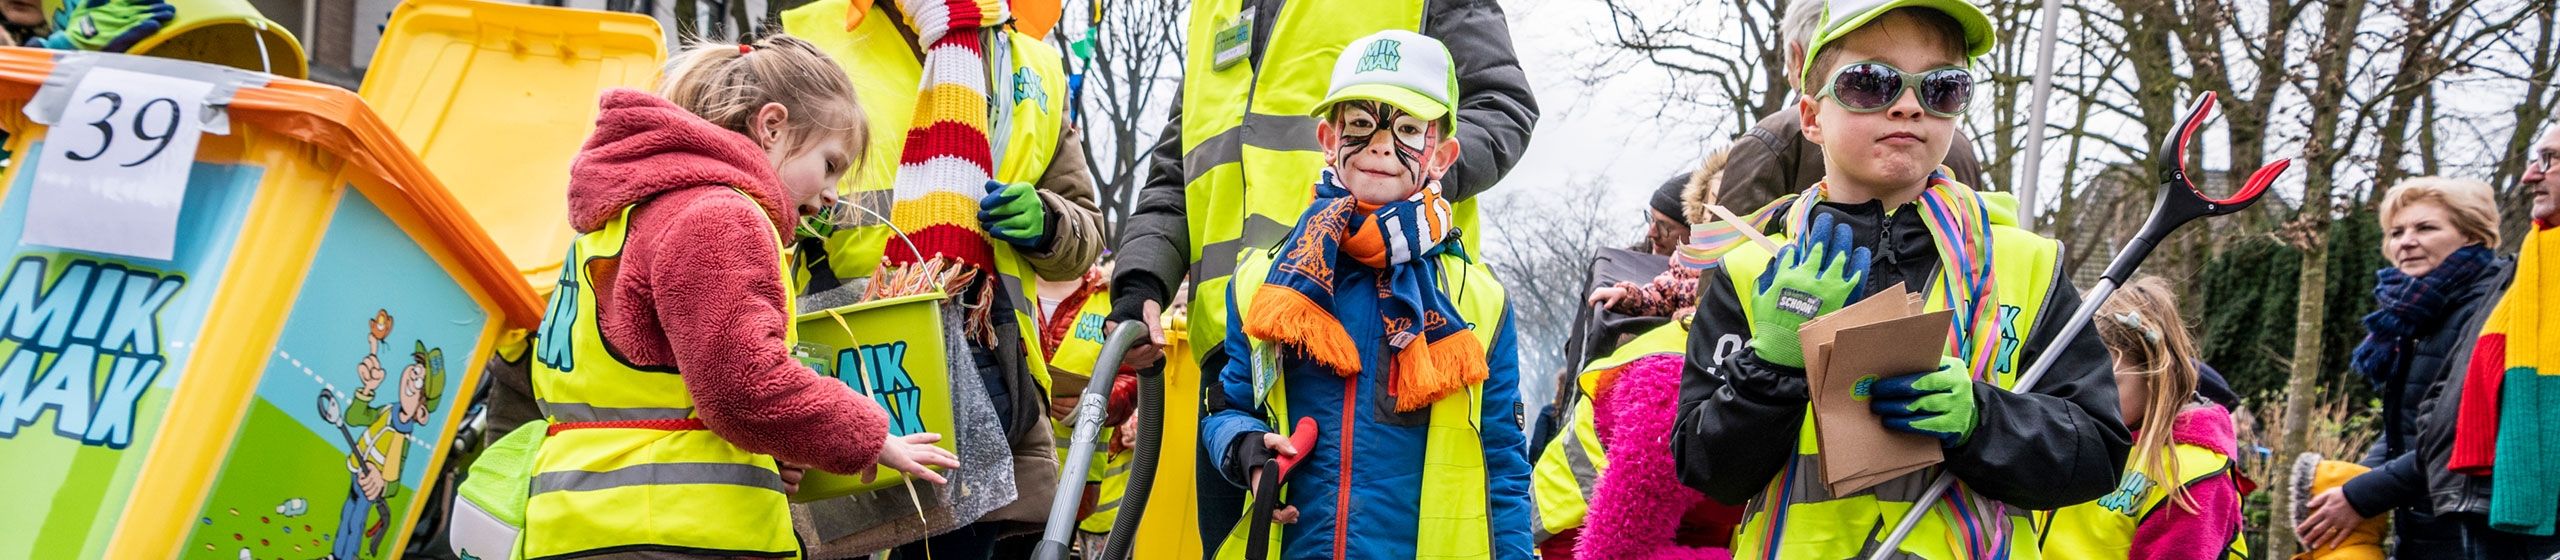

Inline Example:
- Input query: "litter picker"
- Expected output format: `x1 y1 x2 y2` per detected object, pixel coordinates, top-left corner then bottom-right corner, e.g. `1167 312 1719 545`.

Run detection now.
1866 92 2289 558
1034 322 1150 560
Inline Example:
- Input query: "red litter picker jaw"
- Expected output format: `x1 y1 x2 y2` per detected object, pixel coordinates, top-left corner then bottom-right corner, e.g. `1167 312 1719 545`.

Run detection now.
2104 91 2292 284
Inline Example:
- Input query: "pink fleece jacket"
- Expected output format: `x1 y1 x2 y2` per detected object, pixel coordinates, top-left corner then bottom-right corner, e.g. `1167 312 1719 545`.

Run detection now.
565 88 888 476
1576 353 1738 560
2129 403 2245 560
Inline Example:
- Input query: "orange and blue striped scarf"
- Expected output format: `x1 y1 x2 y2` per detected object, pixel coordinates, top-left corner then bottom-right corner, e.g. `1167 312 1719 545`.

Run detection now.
1245 169 1482 412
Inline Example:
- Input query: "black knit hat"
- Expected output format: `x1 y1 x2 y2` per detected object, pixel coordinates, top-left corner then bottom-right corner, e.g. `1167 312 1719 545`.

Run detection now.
1649 172 1688 220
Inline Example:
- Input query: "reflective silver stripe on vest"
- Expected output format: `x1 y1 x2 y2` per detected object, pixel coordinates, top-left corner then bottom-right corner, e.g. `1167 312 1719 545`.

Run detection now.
1769 453 1943 504
538 400 695 423
1182 113 1325 184
530 462 785 496
1190 214 1295 283
997 270 1036 327
1241 113 1321 154
1560 427 1602 504
1758 453 2031 558
1184 126 1246 185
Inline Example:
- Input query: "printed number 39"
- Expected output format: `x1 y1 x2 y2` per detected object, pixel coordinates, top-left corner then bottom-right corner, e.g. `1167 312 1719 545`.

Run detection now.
65 91 183 167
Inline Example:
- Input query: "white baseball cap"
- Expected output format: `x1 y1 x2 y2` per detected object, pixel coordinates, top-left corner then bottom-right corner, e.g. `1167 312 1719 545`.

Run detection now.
1315 30 1460 136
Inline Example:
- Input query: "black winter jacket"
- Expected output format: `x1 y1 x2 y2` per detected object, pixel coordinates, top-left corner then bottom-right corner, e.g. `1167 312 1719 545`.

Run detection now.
2342 260 2512 518
1671 198 2132 510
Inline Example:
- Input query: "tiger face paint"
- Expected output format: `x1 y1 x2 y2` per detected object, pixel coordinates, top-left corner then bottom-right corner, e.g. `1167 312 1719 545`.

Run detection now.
1320 100 1455 205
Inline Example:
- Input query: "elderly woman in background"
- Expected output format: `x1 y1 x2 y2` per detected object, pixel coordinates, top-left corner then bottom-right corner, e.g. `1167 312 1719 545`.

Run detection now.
2296 177 2511 558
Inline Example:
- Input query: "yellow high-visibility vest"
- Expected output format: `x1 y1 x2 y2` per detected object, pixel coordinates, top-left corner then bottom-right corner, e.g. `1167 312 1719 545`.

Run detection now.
2039 437 2248 559
1718 197 2062 560
1175 0 1477 360
1530 322 1688 542
522 191 799 559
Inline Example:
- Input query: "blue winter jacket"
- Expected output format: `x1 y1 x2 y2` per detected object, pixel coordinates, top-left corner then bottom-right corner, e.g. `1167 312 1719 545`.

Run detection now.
1200 260 1535 560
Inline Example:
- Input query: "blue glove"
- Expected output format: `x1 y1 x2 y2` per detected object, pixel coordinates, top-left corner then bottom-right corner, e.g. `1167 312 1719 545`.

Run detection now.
978 180 1050 249
1746 212 1871 368
43 0 174 53
1869 356 1980 447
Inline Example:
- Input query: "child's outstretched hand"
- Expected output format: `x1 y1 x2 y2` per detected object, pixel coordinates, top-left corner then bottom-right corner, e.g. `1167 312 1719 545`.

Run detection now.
1746 212 1871 369
1587 282 1638 310
868 432 959 485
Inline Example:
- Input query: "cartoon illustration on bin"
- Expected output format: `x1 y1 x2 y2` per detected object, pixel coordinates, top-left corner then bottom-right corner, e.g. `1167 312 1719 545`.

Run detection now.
315 309 445 560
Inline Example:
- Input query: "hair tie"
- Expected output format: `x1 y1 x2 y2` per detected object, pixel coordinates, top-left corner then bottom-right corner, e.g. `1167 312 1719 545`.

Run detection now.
739 43 755 54
2110 311 2160 344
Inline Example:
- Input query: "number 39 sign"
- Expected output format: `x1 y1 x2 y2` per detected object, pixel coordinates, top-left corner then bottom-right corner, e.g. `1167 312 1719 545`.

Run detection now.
22 66 217 261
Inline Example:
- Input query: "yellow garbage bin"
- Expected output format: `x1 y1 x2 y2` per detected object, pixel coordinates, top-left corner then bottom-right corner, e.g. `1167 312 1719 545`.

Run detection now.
360 0 665 297
0 48 537 560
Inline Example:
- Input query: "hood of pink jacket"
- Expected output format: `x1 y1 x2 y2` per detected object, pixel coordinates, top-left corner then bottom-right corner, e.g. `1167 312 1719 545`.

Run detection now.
568 88 796 238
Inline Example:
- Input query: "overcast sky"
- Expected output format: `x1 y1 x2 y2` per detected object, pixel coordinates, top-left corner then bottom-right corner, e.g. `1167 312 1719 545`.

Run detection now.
1484 0 1713 233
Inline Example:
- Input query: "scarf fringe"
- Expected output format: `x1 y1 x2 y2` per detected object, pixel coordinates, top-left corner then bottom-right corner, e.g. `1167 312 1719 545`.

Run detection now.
1388 329 1489 412
1245 288 1363 375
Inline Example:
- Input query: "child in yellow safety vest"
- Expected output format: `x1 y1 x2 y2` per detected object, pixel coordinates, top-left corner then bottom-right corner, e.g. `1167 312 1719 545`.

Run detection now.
1200 30 1533 559
517 36 960 559
2038 277 2248 559
1669 1 2133 558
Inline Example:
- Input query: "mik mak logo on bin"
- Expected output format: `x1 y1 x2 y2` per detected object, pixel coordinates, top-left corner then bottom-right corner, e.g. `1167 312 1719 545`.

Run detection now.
834 341 926 436
0 255 186 449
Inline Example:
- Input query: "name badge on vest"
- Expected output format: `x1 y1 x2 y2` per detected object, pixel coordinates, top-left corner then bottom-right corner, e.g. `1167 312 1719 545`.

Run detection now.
1213 6 1255 70
1250 341 1281 408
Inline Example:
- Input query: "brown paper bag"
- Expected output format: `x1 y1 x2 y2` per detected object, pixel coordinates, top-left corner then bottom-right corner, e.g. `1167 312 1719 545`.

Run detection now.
1800 285 1954 496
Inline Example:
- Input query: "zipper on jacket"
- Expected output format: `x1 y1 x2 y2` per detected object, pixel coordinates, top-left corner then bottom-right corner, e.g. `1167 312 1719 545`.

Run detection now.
1875 205 1900 294
1335 373 1357 559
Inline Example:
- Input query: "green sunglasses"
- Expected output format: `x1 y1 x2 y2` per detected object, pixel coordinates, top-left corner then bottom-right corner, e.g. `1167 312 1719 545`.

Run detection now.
1815 60 1976 118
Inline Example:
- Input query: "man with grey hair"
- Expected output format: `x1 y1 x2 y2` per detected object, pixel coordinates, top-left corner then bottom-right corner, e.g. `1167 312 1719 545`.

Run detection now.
1713 0 1987 212
2523 122 2559 227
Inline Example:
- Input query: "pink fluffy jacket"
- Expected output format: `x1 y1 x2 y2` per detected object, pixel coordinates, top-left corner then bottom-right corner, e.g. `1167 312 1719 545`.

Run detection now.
1575 354 1739 560
563 88 888 476
2128 403 2245 560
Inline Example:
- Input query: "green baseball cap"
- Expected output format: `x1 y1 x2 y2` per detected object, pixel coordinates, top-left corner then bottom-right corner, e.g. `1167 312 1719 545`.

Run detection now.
1799 0 1997 83
1314 30 1460 137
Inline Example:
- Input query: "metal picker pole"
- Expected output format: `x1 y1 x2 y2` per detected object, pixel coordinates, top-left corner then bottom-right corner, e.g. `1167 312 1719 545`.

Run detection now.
2014 0 2066 224
1032 323 1148 560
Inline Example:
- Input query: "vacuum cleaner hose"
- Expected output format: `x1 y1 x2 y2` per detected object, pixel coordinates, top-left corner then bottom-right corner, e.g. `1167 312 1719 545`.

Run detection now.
1099 341 1167 560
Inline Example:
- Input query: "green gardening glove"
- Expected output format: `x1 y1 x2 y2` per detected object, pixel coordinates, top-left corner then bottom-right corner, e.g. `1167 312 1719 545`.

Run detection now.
42 0 174 53
1746 212 1871 369
1870 356 1980 447
978 180 1049 249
